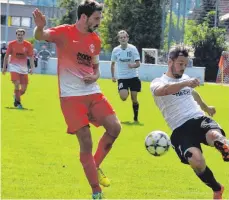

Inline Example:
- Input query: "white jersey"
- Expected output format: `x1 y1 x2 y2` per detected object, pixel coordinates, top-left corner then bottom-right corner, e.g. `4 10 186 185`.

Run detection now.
150 74 205 130
111 44 140 79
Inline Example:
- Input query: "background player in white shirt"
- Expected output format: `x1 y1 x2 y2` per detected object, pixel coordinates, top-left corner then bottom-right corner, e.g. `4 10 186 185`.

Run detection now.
111 30 141 122
150 44 229 199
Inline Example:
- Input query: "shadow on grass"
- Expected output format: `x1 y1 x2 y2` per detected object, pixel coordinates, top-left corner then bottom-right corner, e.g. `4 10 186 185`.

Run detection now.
5 107 34 111
121 121 144 126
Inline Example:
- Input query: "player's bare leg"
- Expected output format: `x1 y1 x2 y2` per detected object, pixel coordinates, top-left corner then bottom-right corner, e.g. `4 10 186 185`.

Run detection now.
206 129 229 161
12 80 22 108
75 126 102 195
186 147 224 199
131 91 139 122
119 89 129 101
20 84 28 97
94 114 121 187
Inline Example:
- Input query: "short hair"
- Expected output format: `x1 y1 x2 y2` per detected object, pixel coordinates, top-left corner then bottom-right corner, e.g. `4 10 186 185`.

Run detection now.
117 30 129 38
16 29 25 35
77 0 103 20
168 44 189 60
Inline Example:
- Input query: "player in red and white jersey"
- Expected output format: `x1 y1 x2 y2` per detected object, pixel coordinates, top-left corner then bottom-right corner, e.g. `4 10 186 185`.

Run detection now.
33 1 121 198
2 29 35 109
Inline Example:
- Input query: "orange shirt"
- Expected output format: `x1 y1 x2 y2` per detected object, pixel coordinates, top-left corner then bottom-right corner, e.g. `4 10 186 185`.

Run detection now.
7 40 33 74
47 24 101 97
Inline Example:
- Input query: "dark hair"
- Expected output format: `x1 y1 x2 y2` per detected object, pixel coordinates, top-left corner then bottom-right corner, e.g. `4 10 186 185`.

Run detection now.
77 0 103 20
169 44 189 60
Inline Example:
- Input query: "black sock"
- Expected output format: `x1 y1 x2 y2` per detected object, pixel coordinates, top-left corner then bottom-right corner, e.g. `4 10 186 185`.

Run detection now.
132 102 139 120
196 166 221 191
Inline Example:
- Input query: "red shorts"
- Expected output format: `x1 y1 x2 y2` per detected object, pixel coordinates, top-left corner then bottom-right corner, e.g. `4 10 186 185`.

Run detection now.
60 93 115 134
10 72 28 84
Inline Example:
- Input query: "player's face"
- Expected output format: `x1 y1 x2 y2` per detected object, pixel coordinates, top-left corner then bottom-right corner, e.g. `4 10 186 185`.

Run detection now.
170 56 188 79
118 33 129 45
16 32 25 42
86 11 102 33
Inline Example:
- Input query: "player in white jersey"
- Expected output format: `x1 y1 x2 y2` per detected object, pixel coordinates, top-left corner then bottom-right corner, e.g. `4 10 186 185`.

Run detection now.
150 44 229 199
111 30 141 122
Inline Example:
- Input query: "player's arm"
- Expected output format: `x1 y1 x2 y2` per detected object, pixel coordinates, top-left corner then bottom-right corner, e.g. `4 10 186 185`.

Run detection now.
29 56 35 70
111 61 116 78
2 45 11 74
128 60 140 68
152 78 200 96
33 8 50 41
129 46 141 68
92 55 100 79
192 89 216 116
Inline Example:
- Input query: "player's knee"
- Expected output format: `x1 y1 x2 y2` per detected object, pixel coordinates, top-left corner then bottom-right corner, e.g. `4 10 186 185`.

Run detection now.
76 127 93 152
108 121 121 138
187 151 205 170
120 96 128 101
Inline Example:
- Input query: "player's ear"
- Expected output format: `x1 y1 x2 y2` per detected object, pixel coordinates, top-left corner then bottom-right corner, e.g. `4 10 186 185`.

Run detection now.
168 58 173 66
81 14 87 22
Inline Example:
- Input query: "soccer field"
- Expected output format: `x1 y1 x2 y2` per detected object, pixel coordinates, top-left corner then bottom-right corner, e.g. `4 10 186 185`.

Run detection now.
1 74 229 199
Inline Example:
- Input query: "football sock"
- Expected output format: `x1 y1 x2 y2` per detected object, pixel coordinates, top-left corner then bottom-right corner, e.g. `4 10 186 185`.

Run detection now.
94 133 116 168
14 89 21 102
196 166 221 191
133 102 139 120
80 152 101 193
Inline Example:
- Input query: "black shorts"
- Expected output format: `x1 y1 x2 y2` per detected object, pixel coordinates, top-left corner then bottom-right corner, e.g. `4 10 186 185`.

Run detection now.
117 77 141 92
171 116 225 164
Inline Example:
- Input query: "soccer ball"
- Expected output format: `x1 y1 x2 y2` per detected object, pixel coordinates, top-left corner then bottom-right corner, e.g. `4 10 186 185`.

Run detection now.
145 130 171 156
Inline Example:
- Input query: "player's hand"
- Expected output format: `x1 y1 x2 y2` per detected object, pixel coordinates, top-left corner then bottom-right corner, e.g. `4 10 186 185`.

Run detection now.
29 68 33 75
112 77 116 82
206 106 216 117
83 74 98 84
185 78 200 88
33 8 46 28
128 63 135 68
2 68 7 75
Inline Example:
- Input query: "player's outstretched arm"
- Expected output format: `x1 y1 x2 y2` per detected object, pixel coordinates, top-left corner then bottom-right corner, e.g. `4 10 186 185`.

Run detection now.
152 78 200 96
192 90 216 116
33 8 50 41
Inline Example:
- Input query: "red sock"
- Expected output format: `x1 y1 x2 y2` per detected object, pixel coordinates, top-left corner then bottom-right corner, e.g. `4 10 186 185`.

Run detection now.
14 90 21 102
80 152 101 193
94 134 115 168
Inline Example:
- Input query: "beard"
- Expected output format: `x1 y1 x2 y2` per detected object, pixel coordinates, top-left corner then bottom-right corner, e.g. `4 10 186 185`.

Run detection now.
171 64 183 79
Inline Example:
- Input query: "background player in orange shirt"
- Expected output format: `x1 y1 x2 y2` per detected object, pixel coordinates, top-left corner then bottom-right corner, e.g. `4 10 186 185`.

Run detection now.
33 0 121 199
2 29 35 109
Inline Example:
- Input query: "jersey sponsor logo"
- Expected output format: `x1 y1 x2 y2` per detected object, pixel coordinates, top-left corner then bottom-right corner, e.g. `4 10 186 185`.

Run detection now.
77 52 92 67
89 44 95 53
200 118 221 129
118 82 123 89
16 53 26 59
119 58 131 62
173 89 191 96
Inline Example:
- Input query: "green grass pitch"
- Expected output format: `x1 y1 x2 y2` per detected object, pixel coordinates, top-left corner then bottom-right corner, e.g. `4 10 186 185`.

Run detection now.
1 73 229 199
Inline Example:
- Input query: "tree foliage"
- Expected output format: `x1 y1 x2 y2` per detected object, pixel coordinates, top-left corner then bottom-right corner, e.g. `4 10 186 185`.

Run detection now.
185 13 227 81
99 0 162 53
56 0 80 25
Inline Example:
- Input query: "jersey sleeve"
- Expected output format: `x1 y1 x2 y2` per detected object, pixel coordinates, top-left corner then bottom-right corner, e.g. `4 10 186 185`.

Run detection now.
133 46 140 61
111 48 117 62
46 25 67 43
150 78 164 96
27 43 33 57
